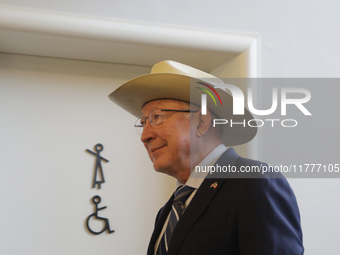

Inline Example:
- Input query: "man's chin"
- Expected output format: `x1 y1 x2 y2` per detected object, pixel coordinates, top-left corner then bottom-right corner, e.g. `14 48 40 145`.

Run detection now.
153 162 170 175
153 166 167 174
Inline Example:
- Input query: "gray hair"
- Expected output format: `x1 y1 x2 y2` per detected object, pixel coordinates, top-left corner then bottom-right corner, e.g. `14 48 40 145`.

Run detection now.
181 101 223 140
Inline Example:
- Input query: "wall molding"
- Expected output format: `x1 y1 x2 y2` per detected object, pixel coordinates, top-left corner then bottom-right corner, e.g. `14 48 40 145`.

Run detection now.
0 4 258 74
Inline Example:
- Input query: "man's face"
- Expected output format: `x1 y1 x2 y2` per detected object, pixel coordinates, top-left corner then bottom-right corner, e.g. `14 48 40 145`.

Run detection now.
140 99 191 178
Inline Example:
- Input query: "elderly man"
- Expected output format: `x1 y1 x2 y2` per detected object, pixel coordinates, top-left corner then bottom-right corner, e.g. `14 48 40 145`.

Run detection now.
109 60 304 255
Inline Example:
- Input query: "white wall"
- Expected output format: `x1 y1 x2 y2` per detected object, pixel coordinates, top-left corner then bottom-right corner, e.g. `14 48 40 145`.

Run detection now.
0 53 176 255
1 0 340 254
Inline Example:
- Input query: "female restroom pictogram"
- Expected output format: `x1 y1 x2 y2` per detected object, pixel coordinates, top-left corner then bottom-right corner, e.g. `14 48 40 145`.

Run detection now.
86 143 109 189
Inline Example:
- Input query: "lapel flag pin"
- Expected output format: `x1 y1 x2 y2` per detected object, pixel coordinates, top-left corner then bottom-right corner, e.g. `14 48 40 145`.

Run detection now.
210 182 218 189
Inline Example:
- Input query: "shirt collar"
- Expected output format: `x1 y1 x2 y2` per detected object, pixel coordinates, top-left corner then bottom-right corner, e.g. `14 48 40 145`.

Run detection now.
176 144 228 189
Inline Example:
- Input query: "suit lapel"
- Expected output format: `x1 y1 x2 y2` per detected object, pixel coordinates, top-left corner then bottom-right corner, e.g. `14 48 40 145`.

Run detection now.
168 148 240 255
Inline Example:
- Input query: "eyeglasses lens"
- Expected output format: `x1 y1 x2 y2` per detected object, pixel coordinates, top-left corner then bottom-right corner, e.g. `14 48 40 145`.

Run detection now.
134 109 163 135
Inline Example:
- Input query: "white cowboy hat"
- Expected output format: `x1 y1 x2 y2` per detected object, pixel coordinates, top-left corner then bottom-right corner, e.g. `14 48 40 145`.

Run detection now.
108 60 256 146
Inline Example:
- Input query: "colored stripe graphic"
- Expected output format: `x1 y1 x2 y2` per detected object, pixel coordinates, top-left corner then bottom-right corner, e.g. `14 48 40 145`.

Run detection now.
197 82 223 106
196 87 217 106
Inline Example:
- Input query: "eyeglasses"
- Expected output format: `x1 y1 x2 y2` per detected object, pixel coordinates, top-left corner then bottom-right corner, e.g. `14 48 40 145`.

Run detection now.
134 108 198 135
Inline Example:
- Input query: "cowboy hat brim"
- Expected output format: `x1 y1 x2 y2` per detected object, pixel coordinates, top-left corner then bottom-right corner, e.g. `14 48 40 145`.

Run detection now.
108 72 256 146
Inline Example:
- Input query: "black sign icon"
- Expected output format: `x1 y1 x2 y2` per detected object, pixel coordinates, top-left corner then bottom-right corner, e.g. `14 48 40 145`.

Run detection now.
86 143 109 189
86 195 115 235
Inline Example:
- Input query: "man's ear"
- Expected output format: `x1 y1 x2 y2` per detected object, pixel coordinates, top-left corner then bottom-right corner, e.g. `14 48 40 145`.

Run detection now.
196 109 212 138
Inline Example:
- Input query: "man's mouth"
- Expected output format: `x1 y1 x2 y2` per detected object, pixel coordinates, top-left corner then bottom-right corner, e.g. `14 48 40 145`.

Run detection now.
150 145 165 154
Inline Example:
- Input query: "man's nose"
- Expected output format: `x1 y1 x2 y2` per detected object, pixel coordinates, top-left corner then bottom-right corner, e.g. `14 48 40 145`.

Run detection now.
141 120 156 143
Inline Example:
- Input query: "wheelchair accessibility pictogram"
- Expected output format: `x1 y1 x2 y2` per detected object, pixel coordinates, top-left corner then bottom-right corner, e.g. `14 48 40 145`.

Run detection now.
86 195 115 235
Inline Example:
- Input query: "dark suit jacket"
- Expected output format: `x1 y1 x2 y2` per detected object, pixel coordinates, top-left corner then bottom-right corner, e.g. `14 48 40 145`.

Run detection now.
147 148 304 255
